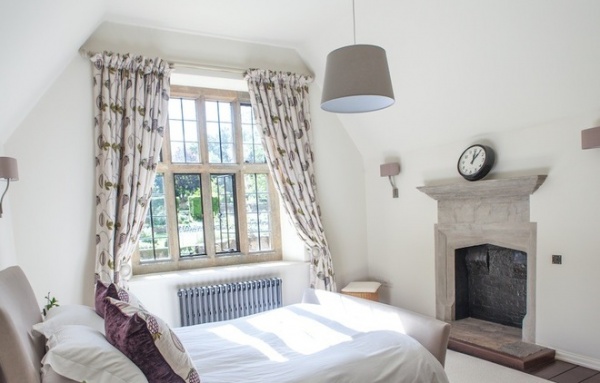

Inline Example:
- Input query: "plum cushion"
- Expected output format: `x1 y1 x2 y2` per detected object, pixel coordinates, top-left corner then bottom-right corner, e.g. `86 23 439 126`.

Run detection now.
103 297 200 383
95 279 144 318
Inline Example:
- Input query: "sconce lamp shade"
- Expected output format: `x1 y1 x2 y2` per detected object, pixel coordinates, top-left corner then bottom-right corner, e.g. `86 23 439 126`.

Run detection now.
321 44 395 113
380 162 400 177
0 157 18 180
581 126 600 149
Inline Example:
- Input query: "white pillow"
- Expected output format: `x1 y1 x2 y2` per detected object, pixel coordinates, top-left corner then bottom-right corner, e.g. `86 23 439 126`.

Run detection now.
33 304 105 338
41 325 148 383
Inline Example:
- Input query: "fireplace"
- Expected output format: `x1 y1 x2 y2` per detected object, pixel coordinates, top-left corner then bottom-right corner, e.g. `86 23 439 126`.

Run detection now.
455 244 527 328
418 175 546 343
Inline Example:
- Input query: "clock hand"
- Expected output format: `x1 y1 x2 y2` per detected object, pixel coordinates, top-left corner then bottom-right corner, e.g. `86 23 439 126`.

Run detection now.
471 149 480 164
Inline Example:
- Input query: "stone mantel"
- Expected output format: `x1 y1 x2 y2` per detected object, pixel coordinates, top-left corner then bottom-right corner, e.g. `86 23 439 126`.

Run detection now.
418 174 547 343
417 175 547 201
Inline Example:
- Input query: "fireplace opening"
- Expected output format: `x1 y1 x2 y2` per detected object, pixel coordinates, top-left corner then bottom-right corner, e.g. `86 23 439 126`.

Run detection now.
455 244 527 328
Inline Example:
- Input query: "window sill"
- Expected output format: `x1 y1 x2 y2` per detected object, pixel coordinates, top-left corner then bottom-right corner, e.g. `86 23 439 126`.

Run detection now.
130 260 306 282
133 251 282 276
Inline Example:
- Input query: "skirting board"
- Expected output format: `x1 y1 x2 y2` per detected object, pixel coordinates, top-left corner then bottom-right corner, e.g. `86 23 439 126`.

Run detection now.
555 349 600 371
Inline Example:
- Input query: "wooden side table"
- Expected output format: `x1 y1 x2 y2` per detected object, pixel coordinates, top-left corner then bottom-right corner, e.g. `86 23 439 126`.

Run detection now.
341 281 382 302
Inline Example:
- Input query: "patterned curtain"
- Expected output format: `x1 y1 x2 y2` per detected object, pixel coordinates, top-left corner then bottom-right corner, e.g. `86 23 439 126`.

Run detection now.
92 52 171 287
245 69 337 292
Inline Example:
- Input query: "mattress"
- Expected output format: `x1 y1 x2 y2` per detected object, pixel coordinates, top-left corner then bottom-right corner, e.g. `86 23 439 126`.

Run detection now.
175 303 449 383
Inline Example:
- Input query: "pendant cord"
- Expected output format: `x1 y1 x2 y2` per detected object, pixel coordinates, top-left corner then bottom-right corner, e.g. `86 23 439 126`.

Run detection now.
352 0 357 45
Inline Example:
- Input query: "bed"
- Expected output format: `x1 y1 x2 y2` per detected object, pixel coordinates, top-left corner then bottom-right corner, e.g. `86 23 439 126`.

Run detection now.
0 266 451 383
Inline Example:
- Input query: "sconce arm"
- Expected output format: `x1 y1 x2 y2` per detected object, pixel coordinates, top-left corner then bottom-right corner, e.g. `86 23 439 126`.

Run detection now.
0 179 11 218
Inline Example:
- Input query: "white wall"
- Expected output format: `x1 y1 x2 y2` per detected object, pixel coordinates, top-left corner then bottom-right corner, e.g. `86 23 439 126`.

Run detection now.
0 0 104 143
5 23 367 314
309 90 369 290
7 56 97 306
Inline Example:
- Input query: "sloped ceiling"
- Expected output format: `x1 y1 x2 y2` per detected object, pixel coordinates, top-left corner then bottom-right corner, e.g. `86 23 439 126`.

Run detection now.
3 0 600 157
0 0 105 144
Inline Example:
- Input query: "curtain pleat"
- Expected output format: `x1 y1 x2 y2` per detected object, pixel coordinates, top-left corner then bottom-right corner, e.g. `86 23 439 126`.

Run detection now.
245 69 337 292
92 52 171 287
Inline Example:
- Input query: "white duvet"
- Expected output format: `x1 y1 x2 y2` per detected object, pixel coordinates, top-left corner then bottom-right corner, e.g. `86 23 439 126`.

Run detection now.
174 303 449 383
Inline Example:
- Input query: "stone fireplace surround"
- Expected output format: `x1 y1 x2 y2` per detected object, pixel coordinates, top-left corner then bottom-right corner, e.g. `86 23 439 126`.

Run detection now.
418 175 546 343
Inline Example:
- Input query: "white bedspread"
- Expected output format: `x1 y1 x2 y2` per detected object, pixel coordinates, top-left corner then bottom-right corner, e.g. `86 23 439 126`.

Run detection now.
174 303 449 383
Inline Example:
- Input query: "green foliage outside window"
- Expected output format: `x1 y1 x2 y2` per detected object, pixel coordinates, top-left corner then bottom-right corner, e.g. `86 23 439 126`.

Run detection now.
188 190 222 221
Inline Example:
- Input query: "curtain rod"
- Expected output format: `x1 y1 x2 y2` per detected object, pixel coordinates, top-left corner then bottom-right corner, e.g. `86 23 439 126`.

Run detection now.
78 48 247 75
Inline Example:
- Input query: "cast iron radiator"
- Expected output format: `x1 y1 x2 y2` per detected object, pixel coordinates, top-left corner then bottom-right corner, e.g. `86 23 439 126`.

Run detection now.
177 278 283 326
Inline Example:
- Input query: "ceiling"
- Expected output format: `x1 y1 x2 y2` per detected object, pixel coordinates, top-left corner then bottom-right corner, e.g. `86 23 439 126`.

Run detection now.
105 0 349 48
3 0 600 158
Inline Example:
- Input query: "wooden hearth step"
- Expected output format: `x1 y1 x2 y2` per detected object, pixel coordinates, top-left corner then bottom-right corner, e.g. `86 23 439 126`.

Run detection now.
448 318 556 371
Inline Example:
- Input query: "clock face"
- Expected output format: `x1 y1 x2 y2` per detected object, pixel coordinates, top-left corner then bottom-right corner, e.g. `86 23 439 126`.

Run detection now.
457 145 495 181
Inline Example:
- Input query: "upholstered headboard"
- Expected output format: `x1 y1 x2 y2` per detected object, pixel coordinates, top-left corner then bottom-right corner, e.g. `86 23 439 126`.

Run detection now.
0 266 45 383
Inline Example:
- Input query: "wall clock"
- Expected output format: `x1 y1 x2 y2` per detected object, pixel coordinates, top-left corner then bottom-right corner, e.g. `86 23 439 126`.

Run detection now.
457 144 495 181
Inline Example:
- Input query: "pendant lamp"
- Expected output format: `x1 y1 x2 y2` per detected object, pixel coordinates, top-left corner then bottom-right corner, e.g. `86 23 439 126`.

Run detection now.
321 0 394 113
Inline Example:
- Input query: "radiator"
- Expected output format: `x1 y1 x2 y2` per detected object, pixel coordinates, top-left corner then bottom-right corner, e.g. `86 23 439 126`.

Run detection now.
177 278 283 326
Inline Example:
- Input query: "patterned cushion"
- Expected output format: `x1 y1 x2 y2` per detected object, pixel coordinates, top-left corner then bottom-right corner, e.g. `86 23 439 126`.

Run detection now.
104 297 200 383
95 280 145 318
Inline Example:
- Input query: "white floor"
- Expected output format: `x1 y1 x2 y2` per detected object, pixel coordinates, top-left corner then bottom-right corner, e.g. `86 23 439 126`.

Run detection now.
445 350 551 383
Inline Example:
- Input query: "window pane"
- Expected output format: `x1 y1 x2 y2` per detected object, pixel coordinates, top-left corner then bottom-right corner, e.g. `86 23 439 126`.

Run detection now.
245 173 272 252
241 104 253 122
242 125 253 143
207 142 221 163
241 104 265 164
219 103 232 122
171 142 185 163
174 174 206 257
139 174 170 262
206 122 220 141
221 144 235 164
168 101 182 120
220 123 233 143
184 121 198 141
185 143 199 163
255 145 266 164
205 101 218 121
169 98 201 164
212 174 239 254
182 99 196 120
169 120 183 141
206 101 235 164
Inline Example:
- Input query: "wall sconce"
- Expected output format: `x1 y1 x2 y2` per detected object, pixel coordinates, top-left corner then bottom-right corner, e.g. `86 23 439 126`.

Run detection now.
581 126 600 149
380 162 400 198
0 157 19 218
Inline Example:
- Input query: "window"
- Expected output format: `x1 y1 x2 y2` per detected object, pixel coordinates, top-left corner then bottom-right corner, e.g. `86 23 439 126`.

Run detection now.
135 86 281 274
